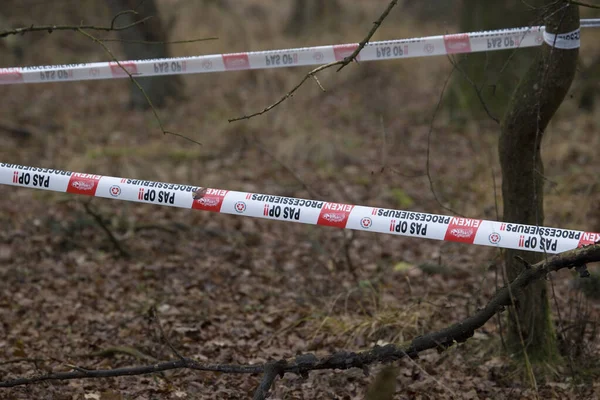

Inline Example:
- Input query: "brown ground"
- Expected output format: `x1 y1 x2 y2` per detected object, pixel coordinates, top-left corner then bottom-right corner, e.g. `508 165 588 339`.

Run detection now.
1 1 600 399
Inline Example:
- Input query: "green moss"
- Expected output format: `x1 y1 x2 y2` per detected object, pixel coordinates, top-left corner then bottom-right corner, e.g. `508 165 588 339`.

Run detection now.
390 188 414 208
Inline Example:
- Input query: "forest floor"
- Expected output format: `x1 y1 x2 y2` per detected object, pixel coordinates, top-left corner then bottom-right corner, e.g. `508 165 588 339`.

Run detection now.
1 1 600 399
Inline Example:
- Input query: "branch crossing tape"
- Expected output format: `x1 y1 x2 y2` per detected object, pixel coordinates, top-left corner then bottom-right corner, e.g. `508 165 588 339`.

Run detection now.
2 163 598 254
0 19 598 85
543 28 580 49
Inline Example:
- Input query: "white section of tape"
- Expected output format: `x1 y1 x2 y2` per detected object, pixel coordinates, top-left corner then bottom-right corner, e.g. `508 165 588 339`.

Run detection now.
543 28 581 49
1 162 599 254
0 19 598 85
581 19 600 28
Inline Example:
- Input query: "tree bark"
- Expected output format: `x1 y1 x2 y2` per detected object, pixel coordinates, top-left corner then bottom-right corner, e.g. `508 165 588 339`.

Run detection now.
498 1 579 361
105 0 182 109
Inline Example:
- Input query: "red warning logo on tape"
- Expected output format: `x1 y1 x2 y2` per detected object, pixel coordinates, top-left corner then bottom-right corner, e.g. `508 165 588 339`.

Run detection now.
109 62 138 77
192 188 228 212
0 69 23 84
222 53 250 70
333 44 360 61
578 232 600 247
444 217 481 243
317 202 354 228
66 173 101 195
443 34 472 54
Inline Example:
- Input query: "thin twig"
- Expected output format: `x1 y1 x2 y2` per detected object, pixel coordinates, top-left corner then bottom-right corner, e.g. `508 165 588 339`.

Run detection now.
446 55 500 124
148 306 185 360
82 201 130 258
312 75 326 92
76 28 203 147
228 0 400 122
253 361 286 400
251 135 322 199
228 62 337 122
336 0 399 72
111 9 140 30
0 358 262 387
425 64 466 217
569 0 600 9
0 12 152 38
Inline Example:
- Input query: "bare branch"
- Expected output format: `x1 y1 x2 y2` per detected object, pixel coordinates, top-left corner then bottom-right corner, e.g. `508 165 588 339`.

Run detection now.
446 55 500 124
0 358 262 387
76 28 203 147
0 11 152 38
148 306 185 360
425 64 466 217
82 201 130 258
336 0 399 72
253 361 286 400
250 135 322 199
228 62 337 122
568 0 600 9
228 0 400 122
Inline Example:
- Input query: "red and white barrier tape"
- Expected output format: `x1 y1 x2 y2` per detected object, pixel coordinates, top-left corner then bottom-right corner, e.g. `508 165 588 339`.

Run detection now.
0 19 598 85
1 163 598 253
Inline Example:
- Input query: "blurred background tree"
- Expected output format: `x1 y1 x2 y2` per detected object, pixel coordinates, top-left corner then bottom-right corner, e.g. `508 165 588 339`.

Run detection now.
105 0 183 110
284 0 340 36
448 0 547 122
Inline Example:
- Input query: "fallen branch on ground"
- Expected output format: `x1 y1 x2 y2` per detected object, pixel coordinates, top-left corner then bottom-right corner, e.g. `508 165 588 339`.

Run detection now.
1 243 598 399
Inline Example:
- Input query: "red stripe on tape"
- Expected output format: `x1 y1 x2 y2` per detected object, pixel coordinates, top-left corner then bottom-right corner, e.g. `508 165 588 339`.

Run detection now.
317 202 354 228
333 44 360 61
444 217 482 244
579 232 600 247
109 62 138 77
66 173 101 195
0 69 23 83
192 188 228 212
222 53 250 70
443 34 472 54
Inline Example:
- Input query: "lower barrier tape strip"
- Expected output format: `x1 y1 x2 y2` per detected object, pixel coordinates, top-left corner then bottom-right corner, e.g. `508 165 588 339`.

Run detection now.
0 19 598 85
1 163 598 254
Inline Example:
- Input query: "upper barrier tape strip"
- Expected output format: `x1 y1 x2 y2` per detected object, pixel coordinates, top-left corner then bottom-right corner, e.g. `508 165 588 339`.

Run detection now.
543 28 580 49
1 162 598 253
0 19 598 85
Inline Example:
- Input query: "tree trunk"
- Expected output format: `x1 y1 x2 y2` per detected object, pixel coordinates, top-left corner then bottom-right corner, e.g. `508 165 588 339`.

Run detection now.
578 55 600 111
498 2 579 361
450 0 546 121
105 0 182 109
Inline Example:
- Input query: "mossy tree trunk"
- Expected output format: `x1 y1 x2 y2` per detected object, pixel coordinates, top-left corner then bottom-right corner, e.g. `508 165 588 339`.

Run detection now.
499 1 579 360
105 0 183 109
451 0 546 120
